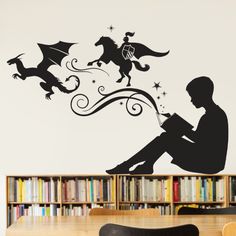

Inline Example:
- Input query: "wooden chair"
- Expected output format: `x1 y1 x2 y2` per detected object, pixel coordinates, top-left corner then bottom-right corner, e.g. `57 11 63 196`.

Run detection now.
222 222 236 236
89 208 160 216
178 206 236 215
99 223 199 236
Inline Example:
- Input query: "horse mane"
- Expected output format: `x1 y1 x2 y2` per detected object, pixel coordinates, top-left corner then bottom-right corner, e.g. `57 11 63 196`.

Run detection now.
102 37 118 49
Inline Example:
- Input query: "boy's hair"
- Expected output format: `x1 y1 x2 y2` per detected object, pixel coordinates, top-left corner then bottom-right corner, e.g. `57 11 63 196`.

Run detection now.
186 76 214 97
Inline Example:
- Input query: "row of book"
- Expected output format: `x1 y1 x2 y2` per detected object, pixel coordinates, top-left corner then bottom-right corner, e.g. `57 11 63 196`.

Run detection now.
62 203 115 216
7 204 115 226
7 204 60 226
8 177 115 203
62 177 115 202
229 177 236 201
119 176 171 202
8 177 60 203
119 203 171 215
173 176 224 202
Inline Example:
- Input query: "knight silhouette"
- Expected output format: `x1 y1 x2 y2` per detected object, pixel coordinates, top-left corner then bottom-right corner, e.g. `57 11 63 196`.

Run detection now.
106 76 228 174
120 32 135 60
87 32 169 86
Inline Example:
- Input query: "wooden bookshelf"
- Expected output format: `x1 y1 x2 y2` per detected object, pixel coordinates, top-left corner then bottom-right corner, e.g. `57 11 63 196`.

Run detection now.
6 174 236 227
117 175 172 215
6 175 116 227
117 175 233 215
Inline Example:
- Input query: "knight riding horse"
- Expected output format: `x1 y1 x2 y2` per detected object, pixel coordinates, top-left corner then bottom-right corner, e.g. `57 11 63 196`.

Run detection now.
88 32 169 86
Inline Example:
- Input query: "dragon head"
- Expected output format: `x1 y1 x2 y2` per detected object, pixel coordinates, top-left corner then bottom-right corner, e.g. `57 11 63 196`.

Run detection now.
7 53 24 65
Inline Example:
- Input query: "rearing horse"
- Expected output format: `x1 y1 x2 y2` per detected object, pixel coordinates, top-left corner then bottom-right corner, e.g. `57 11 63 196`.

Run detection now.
88 36 169 86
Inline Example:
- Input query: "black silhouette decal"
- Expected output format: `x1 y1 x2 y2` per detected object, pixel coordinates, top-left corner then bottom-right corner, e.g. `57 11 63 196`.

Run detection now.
7 41 80 99
87 32 169 87
153 82 161 91
106 76 228 175
70 86 158 117
66 58 109 76
107 25 115 32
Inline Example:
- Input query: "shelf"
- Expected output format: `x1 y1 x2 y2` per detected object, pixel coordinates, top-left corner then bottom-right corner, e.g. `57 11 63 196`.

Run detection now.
7 174 235 227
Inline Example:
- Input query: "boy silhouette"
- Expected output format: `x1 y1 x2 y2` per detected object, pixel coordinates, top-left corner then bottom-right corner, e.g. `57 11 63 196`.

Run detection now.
106 76 228 174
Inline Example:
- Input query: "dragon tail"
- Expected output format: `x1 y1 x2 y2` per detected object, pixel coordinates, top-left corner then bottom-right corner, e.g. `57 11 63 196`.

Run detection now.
58 75 80 94
132 61 150 72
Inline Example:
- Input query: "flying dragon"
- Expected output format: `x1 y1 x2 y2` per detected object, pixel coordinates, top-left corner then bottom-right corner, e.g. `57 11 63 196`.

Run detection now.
7 41 80 100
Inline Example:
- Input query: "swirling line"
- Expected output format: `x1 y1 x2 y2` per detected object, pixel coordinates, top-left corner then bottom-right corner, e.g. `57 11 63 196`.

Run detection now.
70 87 159 117
97 86 159 113
71 93 151 116
66 58 109 76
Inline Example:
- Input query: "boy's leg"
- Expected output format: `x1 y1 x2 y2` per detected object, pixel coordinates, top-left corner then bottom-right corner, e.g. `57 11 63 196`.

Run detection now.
106 133 168 174
129 133 175 174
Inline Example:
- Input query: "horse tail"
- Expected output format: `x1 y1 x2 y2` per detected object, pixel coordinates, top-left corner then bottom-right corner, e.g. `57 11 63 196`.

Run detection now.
132 61 150 71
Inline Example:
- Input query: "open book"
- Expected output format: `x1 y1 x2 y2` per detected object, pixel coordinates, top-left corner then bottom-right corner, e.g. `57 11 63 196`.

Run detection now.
157 113 193 136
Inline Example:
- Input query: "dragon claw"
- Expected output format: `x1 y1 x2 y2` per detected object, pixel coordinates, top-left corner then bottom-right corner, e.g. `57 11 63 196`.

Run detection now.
12 73 18 79
45 94 51 100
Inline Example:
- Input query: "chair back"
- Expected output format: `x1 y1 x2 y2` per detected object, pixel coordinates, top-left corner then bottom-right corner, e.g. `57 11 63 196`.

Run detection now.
222 222 236 236
178 206 236 215
89 208 160 216
99 223 199 236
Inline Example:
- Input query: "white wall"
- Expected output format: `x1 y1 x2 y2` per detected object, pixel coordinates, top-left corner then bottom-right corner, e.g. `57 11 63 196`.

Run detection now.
1 0 236 233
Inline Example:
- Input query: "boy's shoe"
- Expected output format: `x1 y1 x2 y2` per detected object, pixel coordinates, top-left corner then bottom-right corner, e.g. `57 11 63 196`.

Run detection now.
106 162 130 174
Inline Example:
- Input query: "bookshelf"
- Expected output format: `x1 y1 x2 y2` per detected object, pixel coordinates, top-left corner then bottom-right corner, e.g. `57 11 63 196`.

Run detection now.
6 174 236 227
117 175 172 215
229 175 236 206
7 175 116 226
117 175 230 215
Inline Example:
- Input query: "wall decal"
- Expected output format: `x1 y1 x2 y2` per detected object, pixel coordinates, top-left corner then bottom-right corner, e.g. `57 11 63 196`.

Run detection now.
5 32 229 175
87 32 170 87
7 41 80 100
153 82 161 91
70 86 159 117
107 25 115 32
104 76 228 175
66 58 109 76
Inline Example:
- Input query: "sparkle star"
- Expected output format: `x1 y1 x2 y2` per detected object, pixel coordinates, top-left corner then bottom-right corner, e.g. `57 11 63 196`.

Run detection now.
108 25 115 32
92 80 96 83
162 91 167 96
120 101 123 105
153 82 161 91
157 96 160 99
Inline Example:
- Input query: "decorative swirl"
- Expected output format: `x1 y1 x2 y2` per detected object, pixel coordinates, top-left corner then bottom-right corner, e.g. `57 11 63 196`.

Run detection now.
98 85 106 95
70 86 159 117
66 58 109 76
125 92 144 116
75 94 89 109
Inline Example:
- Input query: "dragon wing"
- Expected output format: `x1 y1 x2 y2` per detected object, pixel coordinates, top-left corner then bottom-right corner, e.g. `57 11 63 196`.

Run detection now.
37 41 75 71
129 42 169 59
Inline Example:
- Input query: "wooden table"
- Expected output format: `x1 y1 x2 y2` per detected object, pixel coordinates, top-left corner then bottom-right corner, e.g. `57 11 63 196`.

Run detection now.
6 215 236 236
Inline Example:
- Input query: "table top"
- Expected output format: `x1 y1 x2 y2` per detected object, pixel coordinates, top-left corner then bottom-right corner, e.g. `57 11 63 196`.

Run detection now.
6 215 236 236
